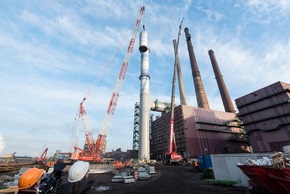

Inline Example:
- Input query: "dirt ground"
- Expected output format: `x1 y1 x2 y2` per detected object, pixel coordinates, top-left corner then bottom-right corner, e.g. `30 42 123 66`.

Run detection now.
60 164 253 194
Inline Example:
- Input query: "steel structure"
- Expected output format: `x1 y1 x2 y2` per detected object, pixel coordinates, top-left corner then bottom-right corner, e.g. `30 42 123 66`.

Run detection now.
73 6 145 162
166 19 184 163
133 102 140 150
132 102 156 152
36 147 48 163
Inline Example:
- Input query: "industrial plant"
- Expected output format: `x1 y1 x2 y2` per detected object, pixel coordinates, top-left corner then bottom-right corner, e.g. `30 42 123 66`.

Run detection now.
134 25 250 162
129 16 290 192
1 4 290 194
132 20 290 164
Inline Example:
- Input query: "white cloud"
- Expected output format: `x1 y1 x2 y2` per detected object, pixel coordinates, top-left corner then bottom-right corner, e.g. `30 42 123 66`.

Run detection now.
245 0 290 24
198 8 225 22
247 0 290 13
0 0 289 156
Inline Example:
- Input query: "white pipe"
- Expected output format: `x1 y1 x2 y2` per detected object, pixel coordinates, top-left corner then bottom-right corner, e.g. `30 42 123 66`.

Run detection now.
138 30 150 161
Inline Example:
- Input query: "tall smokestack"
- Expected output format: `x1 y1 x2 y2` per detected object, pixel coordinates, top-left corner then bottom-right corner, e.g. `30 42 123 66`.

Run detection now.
184 27 210 109
173 39 188 105
138 28 150 160
208 49 235 113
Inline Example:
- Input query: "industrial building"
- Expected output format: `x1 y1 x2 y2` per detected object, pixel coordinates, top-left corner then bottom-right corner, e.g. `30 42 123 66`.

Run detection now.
134 26 250 161
148 79 290 160
235 81 290 153
150 26 250 160
134 22 290 161
150 105 249 160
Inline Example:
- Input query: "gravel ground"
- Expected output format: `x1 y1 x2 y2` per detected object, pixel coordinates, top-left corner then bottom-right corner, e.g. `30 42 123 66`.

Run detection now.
60 164 252 194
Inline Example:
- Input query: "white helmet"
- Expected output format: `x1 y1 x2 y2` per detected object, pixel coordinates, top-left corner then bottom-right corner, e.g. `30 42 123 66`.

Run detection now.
68 161 89 183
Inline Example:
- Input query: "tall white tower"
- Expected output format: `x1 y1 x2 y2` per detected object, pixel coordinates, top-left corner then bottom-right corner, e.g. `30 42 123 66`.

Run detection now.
138 27 150 160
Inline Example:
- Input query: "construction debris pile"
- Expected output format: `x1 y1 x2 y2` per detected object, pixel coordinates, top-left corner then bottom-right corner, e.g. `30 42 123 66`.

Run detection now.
270 152 290 168
111 163 156 184
237 152 290 194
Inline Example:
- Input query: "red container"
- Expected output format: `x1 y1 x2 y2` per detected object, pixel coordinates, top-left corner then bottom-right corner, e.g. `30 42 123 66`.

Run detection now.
237 165 289 194
237 165 269 192
265 167 290 194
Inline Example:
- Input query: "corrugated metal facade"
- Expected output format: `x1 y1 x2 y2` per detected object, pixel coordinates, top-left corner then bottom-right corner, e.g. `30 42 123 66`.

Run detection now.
150 105 249 160
235 81 290 152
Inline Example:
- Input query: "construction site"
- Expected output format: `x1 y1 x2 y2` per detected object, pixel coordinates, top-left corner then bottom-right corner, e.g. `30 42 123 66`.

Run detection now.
1 4 290 194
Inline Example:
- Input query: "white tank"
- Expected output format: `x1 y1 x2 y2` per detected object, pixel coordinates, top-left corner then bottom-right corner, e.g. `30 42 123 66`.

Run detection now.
139 31 148 52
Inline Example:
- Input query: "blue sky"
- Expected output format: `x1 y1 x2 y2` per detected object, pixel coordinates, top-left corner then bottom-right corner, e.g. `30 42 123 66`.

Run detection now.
1 0 290 157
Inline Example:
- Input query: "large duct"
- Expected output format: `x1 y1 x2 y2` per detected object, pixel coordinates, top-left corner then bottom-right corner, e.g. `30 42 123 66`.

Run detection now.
138 29 150 160
184 27 210 109
173 39 188 105
208 49 235 113
150 100 170 112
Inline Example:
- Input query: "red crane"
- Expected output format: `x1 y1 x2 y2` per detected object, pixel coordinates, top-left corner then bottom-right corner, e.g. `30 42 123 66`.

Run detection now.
165 19 184 164
72 98 99 161
36 147 48 163
72 6 145 162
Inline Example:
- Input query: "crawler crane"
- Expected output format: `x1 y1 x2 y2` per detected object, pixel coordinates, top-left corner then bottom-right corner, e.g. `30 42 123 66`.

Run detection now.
72 6 145 163
36 147 48 163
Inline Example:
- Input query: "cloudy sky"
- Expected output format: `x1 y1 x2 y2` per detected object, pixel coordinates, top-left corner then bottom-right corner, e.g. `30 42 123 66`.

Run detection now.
1 0 289 157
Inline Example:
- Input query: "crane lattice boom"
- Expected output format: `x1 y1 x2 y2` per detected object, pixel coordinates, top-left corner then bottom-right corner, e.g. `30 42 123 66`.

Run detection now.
79 99 94 154
73 6 145 162
97 6 145 153
167 18 184 163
